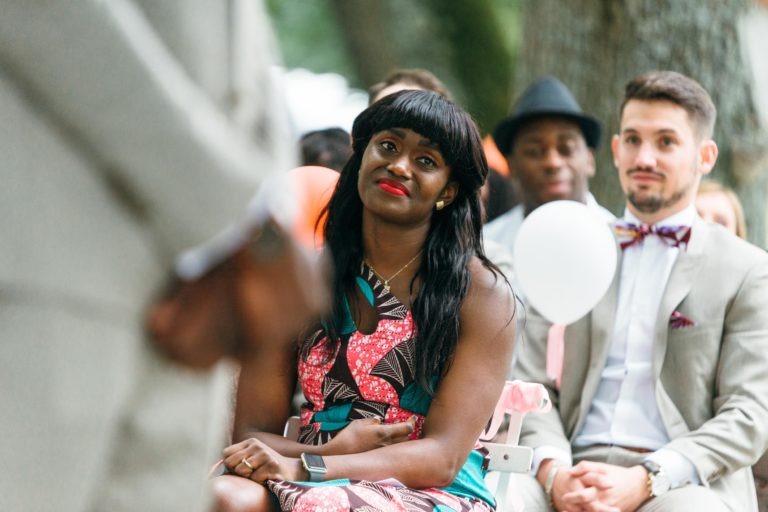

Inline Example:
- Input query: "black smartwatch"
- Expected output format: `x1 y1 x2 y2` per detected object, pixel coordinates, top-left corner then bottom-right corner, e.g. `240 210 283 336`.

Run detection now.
641 459 671 497
300 453 327 482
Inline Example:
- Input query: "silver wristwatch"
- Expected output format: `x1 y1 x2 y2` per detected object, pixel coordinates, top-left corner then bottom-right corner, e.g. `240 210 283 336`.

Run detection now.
641 459 671 497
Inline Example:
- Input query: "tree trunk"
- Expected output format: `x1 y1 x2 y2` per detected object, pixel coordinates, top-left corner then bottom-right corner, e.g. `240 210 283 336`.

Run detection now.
329 0 515 133
422 0 514 133
329 0 400 89
516 0 768 246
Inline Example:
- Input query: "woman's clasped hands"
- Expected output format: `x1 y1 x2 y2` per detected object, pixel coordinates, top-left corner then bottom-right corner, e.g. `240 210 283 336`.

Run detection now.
222 416 417 483
224 439 303 483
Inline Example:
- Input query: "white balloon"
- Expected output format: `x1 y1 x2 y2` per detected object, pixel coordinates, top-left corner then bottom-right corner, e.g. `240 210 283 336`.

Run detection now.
513 201 617 325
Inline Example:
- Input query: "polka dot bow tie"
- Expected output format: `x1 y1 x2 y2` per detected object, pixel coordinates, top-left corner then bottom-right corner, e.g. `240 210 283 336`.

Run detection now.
614 221 692 251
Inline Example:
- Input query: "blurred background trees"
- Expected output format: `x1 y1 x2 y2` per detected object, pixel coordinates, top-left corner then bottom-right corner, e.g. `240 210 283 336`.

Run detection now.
266 0 768 247
268 0 520 133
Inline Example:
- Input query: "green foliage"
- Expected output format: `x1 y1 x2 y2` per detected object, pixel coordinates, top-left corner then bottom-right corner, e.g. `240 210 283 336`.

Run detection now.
266 0 357 80
267 0 522 128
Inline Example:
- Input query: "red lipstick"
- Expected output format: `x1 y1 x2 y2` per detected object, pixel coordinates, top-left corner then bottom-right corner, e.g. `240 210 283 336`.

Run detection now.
377 178 409 197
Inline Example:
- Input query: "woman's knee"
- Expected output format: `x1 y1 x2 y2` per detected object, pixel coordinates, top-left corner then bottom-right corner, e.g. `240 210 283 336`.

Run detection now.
210 475 273 512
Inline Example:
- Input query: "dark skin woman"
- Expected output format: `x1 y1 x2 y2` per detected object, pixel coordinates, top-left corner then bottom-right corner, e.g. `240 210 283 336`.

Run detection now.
211 90 517 512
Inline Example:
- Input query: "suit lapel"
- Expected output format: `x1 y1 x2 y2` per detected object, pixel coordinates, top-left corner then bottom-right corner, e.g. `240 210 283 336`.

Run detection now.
653 218 707 438
653 217 706 372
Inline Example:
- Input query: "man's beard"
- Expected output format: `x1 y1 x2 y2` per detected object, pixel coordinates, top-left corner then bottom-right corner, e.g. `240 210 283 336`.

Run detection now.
627 188 690 213
625 167 695 214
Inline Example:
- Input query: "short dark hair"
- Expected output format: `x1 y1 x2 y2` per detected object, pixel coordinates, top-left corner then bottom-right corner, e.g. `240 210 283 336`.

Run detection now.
368 68 452 105
620 71 716 139
300 127 352 172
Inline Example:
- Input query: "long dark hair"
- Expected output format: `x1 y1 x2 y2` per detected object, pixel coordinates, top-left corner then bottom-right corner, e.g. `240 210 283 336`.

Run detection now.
313 90 508 393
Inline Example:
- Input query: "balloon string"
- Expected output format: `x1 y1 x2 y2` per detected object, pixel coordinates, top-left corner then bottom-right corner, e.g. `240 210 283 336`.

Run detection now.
546 323 565 389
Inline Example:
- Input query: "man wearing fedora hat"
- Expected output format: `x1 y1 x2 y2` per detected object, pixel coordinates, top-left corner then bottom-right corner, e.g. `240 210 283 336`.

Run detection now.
484 76 614 274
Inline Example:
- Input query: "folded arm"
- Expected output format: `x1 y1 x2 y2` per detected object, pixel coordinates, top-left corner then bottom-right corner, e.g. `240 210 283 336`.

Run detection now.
226 260 517 488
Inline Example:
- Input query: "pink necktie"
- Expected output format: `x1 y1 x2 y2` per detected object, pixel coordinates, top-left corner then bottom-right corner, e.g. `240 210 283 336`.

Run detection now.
615 221 691 251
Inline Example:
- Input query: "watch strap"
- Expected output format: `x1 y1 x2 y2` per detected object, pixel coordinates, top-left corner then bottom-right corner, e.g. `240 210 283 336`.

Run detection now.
641 459 670 497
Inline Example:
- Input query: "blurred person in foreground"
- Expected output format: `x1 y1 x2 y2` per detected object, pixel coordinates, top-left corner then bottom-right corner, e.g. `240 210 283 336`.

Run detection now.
0 2 326 511
209 90 516 512
512 71 768 512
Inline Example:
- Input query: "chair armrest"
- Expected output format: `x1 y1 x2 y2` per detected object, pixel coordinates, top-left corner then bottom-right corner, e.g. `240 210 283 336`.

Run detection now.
283 416 302 441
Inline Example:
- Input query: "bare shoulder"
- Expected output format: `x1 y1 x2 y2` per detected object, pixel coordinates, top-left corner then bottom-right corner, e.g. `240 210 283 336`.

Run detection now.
455 257 516 358
467 256 513 296
463 256 515 317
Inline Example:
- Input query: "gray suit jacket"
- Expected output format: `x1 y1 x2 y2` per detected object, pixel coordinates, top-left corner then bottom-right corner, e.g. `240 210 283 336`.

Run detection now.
514 217 768 512
0 2 292 511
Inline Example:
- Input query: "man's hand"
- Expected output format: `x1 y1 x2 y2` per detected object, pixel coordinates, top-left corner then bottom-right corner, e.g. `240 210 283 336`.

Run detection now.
565 461 649 512
322 417 416 455
537 459 617 512
147 264 240 369
232 220 331 355
147 220 331 368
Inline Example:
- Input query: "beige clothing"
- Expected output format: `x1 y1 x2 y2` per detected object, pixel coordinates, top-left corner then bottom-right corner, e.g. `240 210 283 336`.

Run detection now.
513 218 768 512
507 446 729 512
0 1 292 511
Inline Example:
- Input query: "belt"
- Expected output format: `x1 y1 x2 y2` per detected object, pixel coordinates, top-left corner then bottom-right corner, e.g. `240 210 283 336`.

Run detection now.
590 443 652 454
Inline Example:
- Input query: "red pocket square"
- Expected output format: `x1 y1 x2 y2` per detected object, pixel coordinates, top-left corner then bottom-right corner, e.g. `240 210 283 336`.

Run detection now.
670 310 695 329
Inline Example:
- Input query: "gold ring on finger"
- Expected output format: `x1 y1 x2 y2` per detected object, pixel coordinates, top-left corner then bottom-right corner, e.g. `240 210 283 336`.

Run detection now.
241 457 254 470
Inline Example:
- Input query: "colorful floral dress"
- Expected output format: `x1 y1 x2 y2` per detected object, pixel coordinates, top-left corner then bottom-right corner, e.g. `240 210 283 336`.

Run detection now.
266 264 495 512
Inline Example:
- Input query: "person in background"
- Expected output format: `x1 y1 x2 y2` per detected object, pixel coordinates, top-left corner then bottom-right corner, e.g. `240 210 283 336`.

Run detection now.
368 68 452 104
210 90 517 512
481 134 519 223
300 127 353 172
0 2 326 511
512 70 768 512
484 76 614 281
695 179 747 238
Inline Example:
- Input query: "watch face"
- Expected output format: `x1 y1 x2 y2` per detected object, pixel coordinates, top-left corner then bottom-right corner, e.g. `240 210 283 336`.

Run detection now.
302 453 326 472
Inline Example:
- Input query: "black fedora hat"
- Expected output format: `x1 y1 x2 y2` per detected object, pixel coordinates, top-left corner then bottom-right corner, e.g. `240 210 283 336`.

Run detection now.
493 76 602 154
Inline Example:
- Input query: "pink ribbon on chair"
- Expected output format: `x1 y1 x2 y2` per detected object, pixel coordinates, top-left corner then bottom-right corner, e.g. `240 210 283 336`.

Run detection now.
546 323 565 390
481 380 552 442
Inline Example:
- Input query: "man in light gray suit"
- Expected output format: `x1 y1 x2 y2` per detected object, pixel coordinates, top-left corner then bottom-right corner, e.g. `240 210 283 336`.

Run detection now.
512 71 768 512
0 2 325 511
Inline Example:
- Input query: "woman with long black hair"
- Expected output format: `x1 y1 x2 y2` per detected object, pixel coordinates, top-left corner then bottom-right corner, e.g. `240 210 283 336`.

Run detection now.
212 89 517 512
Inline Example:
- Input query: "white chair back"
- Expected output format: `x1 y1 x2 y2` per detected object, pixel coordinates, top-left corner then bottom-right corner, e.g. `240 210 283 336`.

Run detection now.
480 380 551 512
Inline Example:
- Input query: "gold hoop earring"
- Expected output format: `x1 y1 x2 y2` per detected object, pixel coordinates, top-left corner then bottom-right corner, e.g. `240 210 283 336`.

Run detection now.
435 200 445 211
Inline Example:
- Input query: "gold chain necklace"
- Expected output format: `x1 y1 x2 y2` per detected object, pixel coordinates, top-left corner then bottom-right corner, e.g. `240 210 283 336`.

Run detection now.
364 251 422 292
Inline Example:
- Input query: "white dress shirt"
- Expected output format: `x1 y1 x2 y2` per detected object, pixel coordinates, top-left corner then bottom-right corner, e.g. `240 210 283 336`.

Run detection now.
533 205 700 487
